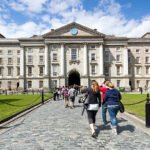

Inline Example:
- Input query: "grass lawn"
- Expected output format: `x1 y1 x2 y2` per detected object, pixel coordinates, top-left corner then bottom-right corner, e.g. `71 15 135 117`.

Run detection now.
0 93 53 122
121 93 147 120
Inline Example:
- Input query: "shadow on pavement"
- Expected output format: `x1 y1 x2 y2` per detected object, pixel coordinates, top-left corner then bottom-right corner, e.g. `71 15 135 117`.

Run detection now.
118 124 135 134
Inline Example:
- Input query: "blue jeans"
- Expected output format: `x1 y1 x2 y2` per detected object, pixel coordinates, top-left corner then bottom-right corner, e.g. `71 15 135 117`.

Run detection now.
108 105 119 127
102 103 107 123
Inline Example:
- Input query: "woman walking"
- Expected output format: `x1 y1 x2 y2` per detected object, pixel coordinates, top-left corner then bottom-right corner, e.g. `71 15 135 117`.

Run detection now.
103 82 122 135
82 80 101 138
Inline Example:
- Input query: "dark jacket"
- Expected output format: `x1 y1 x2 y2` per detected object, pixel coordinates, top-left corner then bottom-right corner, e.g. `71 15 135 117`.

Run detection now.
103 88 121 105
84 88 101 107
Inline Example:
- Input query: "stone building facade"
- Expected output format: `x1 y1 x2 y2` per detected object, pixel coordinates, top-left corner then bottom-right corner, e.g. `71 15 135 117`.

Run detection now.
0 22 150 91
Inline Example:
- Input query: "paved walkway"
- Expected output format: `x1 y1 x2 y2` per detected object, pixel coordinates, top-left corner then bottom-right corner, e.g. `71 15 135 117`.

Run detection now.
0 96 150 150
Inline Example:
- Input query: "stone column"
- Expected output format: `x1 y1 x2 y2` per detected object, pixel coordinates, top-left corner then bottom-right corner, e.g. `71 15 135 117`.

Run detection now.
123 47 128 76
60 44 65 76
20 47 25 77
99 44 104 76
83 43 88 76
44 44 49 76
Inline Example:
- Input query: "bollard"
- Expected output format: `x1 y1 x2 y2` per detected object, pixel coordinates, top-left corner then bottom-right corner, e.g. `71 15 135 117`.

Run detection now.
41 90 44 104
146 93 150 127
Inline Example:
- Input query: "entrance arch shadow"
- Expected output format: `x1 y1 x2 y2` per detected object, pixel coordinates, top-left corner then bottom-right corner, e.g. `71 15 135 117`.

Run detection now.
68 69 80 86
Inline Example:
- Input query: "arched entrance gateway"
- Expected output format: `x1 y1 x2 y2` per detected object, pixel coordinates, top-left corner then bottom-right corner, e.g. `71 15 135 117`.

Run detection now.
68 70 80 86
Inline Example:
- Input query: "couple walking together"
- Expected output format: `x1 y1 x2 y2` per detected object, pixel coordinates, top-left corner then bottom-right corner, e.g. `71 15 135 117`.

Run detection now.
82 80 122 138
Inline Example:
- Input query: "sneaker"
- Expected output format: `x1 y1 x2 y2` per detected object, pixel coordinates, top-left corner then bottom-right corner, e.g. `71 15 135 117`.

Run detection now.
112 128 118 135
91 132 97 138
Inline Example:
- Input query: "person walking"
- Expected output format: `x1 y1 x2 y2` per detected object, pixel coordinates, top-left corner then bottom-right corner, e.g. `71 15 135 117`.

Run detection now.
82 80 101 138
99 81 110 125
68 85 76 108
63 87 69 108
103 82 122 135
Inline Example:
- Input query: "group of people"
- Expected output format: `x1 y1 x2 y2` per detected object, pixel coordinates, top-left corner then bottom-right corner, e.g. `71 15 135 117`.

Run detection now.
81 80 122 138
53 85 79 109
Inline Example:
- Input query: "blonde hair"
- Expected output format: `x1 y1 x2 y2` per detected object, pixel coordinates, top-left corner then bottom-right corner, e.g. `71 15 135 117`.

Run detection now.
91 80 99 92
108 82 114 88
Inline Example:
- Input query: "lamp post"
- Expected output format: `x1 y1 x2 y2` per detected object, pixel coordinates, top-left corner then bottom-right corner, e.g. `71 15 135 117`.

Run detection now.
146 93 150 127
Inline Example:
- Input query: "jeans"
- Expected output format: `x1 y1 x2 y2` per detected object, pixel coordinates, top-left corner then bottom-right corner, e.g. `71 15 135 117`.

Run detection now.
108 105 120 127
102 103 107 123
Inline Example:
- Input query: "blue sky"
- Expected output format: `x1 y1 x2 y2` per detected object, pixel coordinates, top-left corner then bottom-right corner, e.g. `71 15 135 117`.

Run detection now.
0 0 150 38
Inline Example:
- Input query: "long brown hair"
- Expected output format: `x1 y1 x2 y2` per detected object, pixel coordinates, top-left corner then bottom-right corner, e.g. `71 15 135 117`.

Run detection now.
91 80 99 92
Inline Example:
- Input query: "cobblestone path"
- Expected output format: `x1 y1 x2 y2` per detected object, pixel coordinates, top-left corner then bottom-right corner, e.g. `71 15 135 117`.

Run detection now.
0 97 150 150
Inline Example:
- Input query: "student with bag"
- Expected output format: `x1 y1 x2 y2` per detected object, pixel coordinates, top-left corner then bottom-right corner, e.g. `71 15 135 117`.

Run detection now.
103 82 122 135
82 80 101 138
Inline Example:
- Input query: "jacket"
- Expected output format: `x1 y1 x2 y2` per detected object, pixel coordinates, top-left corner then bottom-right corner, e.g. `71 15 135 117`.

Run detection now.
99 86 109 101
103 88 121 105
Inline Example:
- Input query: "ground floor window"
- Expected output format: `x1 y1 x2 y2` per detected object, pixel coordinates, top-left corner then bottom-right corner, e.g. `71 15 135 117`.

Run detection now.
0 81 2 88
136 80 140 88
28 81 32 88
8 81 11 90
117 80 120 87
39 81 43 88
52 80 57 88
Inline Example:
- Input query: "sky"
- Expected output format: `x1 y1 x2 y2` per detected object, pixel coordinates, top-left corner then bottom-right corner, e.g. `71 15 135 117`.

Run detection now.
0 0 150 38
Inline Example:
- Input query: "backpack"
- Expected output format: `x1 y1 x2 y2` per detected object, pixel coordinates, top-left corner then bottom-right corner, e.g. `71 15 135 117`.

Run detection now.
63 89 69 97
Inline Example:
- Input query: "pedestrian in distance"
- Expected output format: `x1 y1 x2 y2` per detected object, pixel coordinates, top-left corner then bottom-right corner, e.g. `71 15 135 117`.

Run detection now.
68 85 76 108
99 81 110 125
63 86 69 108
103 82 122 135
81 80 101 138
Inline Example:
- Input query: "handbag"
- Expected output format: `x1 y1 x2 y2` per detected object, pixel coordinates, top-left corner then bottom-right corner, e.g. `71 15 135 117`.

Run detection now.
87 104 99 111
119 101 125 113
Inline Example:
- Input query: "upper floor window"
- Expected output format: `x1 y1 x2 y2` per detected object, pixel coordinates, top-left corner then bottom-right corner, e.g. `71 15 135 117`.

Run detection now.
104 67 109 76
116 55 121 62
71 48 77 60
17 57 20 65
8 50 12 55
39 67 44 76
27 48 33 53
8 58 13 65
53 53 57 61
136 57 140 63
53 65 58 76
0 67 3 76
28 55 33 64
145 49 149 53
90 45 96 49
28 66 32 76
17 50 20 55
105 52 110 62
17 67 20 76
91 53 96 61
8 67 13 76
39 48 44 53
136 66 141 75
146 67 150 75
116 66 121 75
0 50 3 55
136 49 140 53
39 56 44 63
145 57 150 63
0 58 3 65
91 65 96 74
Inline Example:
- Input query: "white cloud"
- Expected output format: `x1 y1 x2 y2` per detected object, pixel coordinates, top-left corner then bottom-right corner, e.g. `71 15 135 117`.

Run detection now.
0 0 150 38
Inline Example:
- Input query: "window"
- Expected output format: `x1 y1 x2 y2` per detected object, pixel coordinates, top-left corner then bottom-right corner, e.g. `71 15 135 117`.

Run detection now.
17 50 20 55
136 57 140 63
145 49 149 53
28 67 32 76
39 56 44 64
104 67 109 75
0 50 2 55
116 55 121 62
17 57 20 65
116 66 121 75
28 55 33 64
28 81 32 88
91 53 96 61
52 80 57 88
128 49 131 53
136 49 140 53
117 80 120 87
136 80 140 88
146 67 150 74
17 67 20 76
91 65 96 74
0 58 3 65
8 81 11 90
39 81 43 88
91 45 96 49
71 49 77 60
27 48 33 53
8 58 13 65
145 57 150 63
105 52 110 62
39 48 44 53
8 67 12 76
53 65 58 76
146 80 150 88
39 67 43 76
0 81 1 88
53 53 57 61
136 66 141 75
8 50 12 55
0 67 3 76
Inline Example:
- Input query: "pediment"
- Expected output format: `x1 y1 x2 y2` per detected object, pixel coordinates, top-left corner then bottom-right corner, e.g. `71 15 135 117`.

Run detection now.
43 22 105 38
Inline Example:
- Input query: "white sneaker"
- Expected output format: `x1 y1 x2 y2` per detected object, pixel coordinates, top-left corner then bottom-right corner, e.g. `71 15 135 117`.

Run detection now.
112 128 118 135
